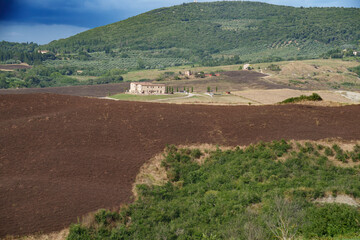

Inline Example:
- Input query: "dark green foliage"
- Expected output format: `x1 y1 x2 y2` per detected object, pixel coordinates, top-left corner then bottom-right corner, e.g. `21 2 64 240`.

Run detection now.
196 71 205 78
325 146 334 156
67 141 360 239
0 41 56 65
351 145 360 162
0 65 123 89
67 224 92 240
332 144 350 163
267 64 281 71
321 48 359 59
281 93 322 104
95 209 121 227
349 65 360 77
45 2 360 64
303 204 360 238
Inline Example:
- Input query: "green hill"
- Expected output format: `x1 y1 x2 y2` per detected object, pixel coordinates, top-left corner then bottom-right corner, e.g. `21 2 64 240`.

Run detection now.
45 1 360 65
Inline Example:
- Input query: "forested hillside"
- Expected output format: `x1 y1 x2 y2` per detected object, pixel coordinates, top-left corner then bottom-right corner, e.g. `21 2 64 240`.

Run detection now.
46 1 360 63
1 2 360 89
0 41 55 64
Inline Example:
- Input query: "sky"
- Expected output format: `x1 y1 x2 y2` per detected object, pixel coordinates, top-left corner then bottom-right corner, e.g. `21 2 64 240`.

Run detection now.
0 0 359 45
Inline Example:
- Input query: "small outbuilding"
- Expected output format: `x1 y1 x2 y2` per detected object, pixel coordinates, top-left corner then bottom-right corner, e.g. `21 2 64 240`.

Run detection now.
184 70 192 77
243 64 252 70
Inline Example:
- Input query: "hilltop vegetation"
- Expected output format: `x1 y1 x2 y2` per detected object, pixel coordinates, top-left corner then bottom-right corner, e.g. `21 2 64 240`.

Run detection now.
46 2 360 63
0 65 124 89
68 140 360 240
0 41 55 65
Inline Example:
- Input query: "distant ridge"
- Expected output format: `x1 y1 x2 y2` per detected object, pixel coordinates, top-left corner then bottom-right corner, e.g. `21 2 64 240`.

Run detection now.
45 1 360 62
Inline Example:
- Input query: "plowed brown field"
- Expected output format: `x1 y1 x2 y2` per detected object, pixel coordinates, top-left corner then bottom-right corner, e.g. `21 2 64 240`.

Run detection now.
1 93 360 237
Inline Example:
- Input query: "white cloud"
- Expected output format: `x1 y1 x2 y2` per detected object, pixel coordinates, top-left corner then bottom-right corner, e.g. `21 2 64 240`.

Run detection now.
0 22 89 44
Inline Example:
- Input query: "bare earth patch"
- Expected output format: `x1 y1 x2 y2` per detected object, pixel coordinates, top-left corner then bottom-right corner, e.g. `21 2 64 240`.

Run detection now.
0 63 31 71
315 195 360 207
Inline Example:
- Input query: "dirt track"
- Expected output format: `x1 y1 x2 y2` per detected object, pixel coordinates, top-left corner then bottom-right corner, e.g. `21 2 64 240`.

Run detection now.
0 64 32 71
1 93 360 237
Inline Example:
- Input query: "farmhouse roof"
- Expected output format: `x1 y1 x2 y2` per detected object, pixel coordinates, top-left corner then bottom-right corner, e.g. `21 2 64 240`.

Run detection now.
132 82 165 86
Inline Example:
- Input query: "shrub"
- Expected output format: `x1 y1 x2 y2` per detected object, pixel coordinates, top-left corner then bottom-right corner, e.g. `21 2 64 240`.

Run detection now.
67 224 92 240
281 93 322 104
303 204 360 238
324 147 334 156
267 64 281 71
95 209 120 226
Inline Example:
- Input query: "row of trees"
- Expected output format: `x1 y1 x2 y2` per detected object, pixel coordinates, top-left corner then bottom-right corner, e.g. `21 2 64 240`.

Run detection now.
165 86 194 94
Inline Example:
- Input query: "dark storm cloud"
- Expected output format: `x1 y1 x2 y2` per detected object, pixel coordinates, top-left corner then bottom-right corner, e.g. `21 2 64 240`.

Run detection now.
0 0 128 28
2 0 360 28
0 0 18 20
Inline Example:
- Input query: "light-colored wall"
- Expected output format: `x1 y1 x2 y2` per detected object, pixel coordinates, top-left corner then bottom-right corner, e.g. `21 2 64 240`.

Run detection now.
129 83 165 94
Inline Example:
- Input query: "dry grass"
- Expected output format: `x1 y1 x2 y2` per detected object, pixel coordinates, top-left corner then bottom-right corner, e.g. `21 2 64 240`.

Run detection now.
232 89 358 105
4 229 69 240
253 59 360 90
132 152 169 199
162 93 256 105
132 144 236 198
122 64 241 82
315 194 360 207
177 143 235 165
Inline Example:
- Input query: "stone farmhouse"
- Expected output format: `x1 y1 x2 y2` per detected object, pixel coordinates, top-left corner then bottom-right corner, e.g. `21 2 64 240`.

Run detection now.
129 82 166 95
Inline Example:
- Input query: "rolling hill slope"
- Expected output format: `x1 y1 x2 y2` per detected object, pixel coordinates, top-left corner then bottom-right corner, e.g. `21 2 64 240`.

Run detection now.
45 1 360 63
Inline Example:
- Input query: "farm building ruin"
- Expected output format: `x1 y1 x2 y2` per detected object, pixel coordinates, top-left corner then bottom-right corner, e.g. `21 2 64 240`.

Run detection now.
129 82 166 95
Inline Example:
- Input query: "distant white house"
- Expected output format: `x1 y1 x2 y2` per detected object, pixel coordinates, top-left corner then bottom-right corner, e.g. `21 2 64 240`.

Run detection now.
353 51 359 56
243 64 252 70
129 82 166 95
38 50 49 54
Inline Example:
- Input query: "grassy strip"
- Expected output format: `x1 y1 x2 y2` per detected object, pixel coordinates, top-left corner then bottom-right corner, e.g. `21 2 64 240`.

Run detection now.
281 93 323 104
67 140 360 240
110 93 184 101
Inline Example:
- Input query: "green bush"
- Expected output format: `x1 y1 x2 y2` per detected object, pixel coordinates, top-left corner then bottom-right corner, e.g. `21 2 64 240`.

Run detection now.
95 209 121 226
267 64 281 71
324 146 334 156
281 93 323 104
303 204 360 238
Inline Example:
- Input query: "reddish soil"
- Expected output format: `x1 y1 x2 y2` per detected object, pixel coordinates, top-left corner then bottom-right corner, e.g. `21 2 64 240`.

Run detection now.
1 93 360 237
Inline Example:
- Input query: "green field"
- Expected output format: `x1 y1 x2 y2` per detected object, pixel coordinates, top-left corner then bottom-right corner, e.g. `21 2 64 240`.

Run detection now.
110 93 186 101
